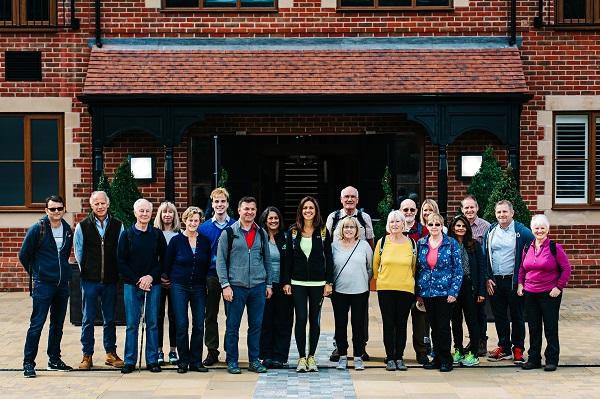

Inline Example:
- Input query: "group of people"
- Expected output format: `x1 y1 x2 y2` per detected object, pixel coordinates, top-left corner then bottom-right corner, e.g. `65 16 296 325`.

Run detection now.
18 187 572 378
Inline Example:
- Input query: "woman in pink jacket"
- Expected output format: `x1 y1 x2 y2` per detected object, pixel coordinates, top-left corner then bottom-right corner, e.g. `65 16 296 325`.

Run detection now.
517 214 571 372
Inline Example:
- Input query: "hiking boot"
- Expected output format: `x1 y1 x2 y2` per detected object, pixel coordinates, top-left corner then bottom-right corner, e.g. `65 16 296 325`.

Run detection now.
248 360 267 373
203 349 219 366
296 357 308 373
544 364 557 372
105 352 124 368
227 362 242 374
121 364 135 374
513 347 525 364
361 352 370 361
23 363 36 378
330 348 340 362
460 352 480 367
47 359 73 371
336 356 348 370
487 347 513 362
79 354 93 370
307 356 318 372
521 361 542 370
146 363 162 373
396 359 408 371
452 349 464 364
168 350 178 365
416 352 429 365
157 350 165 365
189 364 209 372
354 357 365 371
385 360 397 371
477 339 488 357
440 363 453 372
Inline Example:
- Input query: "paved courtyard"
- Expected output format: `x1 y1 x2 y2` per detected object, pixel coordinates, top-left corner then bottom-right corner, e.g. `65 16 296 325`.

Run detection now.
0 288 599 398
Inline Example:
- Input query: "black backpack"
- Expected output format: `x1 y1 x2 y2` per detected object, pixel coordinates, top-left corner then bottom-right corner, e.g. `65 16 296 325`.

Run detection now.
523 240 557 259
224 225 267 276
331 209 367 233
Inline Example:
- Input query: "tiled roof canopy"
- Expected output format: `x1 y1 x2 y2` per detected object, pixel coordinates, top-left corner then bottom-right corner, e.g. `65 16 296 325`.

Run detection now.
83 48 528 96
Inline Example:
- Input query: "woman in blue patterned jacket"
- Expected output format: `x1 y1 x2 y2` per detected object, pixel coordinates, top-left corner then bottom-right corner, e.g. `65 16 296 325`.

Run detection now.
416 213 463 373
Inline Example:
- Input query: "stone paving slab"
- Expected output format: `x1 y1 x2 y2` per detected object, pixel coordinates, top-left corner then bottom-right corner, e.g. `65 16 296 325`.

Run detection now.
1 288 600 398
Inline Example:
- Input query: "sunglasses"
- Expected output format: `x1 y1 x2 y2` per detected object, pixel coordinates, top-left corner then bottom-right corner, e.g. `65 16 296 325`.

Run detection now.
47 207 65 212
427 223 441 227
402 208 416 212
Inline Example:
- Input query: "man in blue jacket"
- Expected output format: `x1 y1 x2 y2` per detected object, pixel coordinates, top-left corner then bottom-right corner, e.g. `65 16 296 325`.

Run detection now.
19 195 74 378
216 196 272 374
483 200 534 364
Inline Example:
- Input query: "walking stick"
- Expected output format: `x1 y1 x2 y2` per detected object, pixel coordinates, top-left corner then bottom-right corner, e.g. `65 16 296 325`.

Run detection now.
138 290 147 373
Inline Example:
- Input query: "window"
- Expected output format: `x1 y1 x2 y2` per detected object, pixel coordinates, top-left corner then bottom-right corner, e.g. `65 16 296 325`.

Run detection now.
0 0 57 28
163 0 276 11
339 0 450 10
554 114 600 206
556 0 600 25
0 115 64 210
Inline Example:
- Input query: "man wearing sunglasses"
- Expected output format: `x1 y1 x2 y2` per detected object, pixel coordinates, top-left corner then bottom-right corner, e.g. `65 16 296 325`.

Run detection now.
400 198 430 365
19 195 74 378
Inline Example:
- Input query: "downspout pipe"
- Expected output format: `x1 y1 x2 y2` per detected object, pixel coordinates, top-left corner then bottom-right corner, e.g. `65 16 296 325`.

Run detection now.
95 0 102 48
70 0 80 29
509 0 517 46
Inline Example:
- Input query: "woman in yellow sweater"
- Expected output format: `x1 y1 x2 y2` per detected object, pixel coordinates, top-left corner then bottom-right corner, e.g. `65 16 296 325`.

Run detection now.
374 210 417 372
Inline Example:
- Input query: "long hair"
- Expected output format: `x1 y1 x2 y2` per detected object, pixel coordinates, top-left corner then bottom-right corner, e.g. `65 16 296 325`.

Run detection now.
292 196 324 232
420 198 441 226
448 214 476 253
154 201 181 231
259 206 285 235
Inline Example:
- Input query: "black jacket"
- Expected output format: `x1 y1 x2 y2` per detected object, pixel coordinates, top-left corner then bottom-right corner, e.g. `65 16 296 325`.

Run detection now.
79 212 122 284
282 225 333 285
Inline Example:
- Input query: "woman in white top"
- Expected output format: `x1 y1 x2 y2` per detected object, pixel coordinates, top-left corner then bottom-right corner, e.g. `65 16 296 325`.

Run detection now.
331 217 373 371
153 200 181 366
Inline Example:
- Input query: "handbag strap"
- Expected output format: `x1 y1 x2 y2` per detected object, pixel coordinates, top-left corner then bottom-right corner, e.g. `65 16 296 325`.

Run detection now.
334 241 359 284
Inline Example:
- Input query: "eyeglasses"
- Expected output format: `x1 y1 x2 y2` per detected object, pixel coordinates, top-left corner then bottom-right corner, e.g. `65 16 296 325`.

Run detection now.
402 208 416 213
342 195 357 200
427 223 442 227
47 207 64 212
343 226 357 230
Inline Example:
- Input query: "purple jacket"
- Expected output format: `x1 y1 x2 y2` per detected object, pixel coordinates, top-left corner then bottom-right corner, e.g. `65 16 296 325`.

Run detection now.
518 238 571 293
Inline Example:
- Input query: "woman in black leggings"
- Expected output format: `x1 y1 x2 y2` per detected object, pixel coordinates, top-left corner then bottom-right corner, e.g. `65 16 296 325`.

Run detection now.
283 196 333 373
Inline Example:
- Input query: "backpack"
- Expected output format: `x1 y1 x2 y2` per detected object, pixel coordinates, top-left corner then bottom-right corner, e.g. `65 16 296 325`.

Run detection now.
523 240 557 259
377 236 417 273
331 210 367 234
28 219 46 296
290 225 328 250
224 225 267 275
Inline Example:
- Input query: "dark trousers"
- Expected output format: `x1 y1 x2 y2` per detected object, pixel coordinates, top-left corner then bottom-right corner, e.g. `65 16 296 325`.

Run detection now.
451 277 480 353
423 296 455 366
259 283 294 363
204 275 222 351
377 290 414 361
524 290 561 366
489 278 525 353
411 302 429 354
158 286 176 349
23 282 69 366
292 284 324 358
171 283 206 368
477 299 488 340
331 291 369 357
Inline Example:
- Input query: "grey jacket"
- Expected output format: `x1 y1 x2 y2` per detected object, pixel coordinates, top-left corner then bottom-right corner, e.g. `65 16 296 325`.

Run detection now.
216 221 272 289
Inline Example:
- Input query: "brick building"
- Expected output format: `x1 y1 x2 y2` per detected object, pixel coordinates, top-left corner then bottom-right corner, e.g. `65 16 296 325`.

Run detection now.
1 0 599 290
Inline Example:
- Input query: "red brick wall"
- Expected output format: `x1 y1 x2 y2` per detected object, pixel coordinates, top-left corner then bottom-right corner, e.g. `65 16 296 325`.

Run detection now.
2 1 600 290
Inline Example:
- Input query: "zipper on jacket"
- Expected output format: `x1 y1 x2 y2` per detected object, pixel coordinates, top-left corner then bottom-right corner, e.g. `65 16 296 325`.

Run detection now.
248 247 251 288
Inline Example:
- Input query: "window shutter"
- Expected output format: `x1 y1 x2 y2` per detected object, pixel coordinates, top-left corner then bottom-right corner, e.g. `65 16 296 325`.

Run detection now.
555 115 588 204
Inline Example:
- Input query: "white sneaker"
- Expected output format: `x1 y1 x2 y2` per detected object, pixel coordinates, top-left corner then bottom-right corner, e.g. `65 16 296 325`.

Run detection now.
354 357 364 371
336 356 347 370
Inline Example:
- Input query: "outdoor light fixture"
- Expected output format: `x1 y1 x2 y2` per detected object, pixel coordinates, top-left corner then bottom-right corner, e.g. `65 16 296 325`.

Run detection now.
458 153 483 179
129 155 156 182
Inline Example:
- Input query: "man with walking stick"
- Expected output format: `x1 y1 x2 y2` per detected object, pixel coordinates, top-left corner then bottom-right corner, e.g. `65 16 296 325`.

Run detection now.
117 199 167 374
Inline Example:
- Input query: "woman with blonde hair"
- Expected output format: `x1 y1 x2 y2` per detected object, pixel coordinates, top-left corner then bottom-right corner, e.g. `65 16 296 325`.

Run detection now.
165 206 212 373
420 199 447 233
153 201 181 366
331 217 373 370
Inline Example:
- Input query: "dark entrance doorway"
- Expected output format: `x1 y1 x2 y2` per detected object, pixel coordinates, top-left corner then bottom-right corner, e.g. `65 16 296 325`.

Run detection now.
190 133 407 227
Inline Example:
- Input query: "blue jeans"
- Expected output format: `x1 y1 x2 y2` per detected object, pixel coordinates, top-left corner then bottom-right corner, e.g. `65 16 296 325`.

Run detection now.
170 283 206 367
225 283 266 363
489 278 525 353
80 280 117 355
23 282 70 366
123 283 160 366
